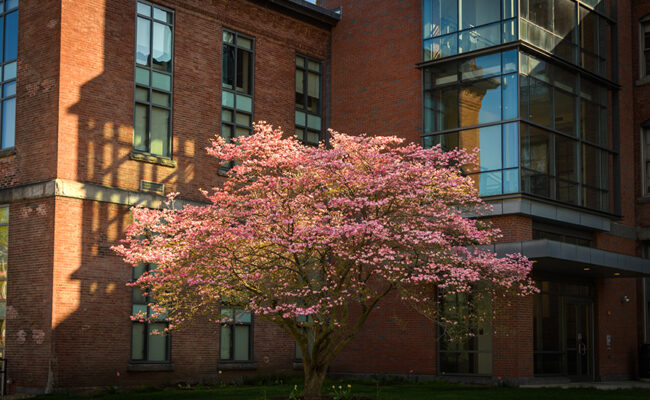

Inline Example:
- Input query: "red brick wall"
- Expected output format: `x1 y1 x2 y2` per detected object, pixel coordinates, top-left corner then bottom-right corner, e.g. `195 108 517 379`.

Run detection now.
595 278 638 378
6 199 56 391
330 292 437 376
489 215 533 243
492 294 534 378
321 0 422 142
1 0 61 188
58 0 330 202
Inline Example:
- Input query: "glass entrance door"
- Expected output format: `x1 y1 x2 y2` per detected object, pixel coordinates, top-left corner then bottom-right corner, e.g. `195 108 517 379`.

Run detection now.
566 301 593 380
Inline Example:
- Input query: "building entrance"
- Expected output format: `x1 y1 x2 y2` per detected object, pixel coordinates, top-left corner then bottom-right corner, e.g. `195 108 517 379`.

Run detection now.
533 280 594 381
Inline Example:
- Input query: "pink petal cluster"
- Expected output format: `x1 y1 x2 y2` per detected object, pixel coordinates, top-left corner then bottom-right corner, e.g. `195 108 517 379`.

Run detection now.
113 123 537 334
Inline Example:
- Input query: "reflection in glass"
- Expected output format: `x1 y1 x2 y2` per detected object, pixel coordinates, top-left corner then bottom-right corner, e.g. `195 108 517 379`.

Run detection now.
152 23 172 72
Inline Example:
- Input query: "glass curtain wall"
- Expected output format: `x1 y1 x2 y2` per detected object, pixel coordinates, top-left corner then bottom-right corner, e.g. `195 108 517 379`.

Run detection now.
423 50 613 212
423 0 517 61
519 0 610 77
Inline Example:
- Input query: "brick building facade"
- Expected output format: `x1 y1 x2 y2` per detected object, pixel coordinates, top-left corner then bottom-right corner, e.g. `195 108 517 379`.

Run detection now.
2 0 650 394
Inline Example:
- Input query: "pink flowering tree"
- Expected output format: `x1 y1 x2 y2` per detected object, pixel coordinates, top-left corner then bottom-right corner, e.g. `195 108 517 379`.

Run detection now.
114 124 536 398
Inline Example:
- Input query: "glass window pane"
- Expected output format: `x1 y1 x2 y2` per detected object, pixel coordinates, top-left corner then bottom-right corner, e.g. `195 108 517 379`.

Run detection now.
134 104 148 152
554 0 576 37
528 80 552 127
136 17 151 66
503 168 519 193
556 135 577 181
0 207 7 224
5 0 16 11
460 77 501 126
432 87 459 131
233 325 250 360
503 0 516 19
502 74 518 120
152 71 171 91
3 62 16 81
460 0 500 30
460 53 501 81
295 56 304 68
306 131 320 144
137 2 151 17
135 87 148 103
459 23 501 54
235 112 250 126
580 7 597 54
503 122 519 168
235 310 251 323
220 325 231 359
479 171 502 196
295 69 304 108
295 128 304 141
238 36 252 50
153 7 171 24
222 91 234 108
235 127 249 137
221 124 232 141
132 304 148 317
307 72 320 113
555 89 576 135
479 125 501 171
528 0 552 31
307 61 320 72
424 34 458 61
223 30 234 44
131 323 145 360
295 111 306 127
221 109 232 122
502 19 517 43
3 11 17 62
151 91 170 107
307 115 321 131
132 286 146 305
147 323 167 361
236 95 252 112
222 44 235 89
150 107 170 157
135 67 149 86
236 50 252 94
152 22 172 72
1 97 15 149
425 0 458 38
581 100 599 143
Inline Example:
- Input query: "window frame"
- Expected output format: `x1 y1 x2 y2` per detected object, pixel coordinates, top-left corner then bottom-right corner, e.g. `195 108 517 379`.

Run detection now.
132 0 175 159
219 307 254 363
221 28 255 143
0 1 18 151
295 54 323 145
640 15 650 81
130 263 172 364
642 124 650 197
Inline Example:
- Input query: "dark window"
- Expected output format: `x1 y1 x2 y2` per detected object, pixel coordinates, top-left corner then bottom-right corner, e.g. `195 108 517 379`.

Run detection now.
439 291 492 375
295 55 322 145
221 29 254 143
0 1 18 150
643 19 650 78
133 1 174 158
131 263 170 363
219 308 252 361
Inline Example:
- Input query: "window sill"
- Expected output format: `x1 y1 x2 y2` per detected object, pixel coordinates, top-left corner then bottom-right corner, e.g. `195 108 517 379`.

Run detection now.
217 361 258 371
130 152 177 168
0 147 16 158
127 363 175 372
636 77 650 86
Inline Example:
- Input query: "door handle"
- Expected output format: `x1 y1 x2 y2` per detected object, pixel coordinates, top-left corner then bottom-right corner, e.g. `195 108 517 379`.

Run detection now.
579 342 586 356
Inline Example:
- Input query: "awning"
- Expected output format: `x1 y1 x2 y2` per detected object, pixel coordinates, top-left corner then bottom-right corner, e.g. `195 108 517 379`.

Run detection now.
483 239 650 278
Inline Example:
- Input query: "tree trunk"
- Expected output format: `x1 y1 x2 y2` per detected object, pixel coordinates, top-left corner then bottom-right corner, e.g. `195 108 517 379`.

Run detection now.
303 362 327 399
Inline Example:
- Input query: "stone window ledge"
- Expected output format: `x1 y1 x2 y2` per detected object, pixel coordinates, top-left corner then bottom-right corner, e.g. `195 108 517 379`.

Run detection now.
127 363 175 372
217 362 258 371
130 152 177 168
0 147 16 158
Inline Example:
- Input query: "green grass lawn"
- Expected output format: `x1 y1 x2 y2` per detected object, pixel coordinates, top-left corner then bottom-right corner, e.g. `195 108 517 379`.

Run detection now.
30 379 650 400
